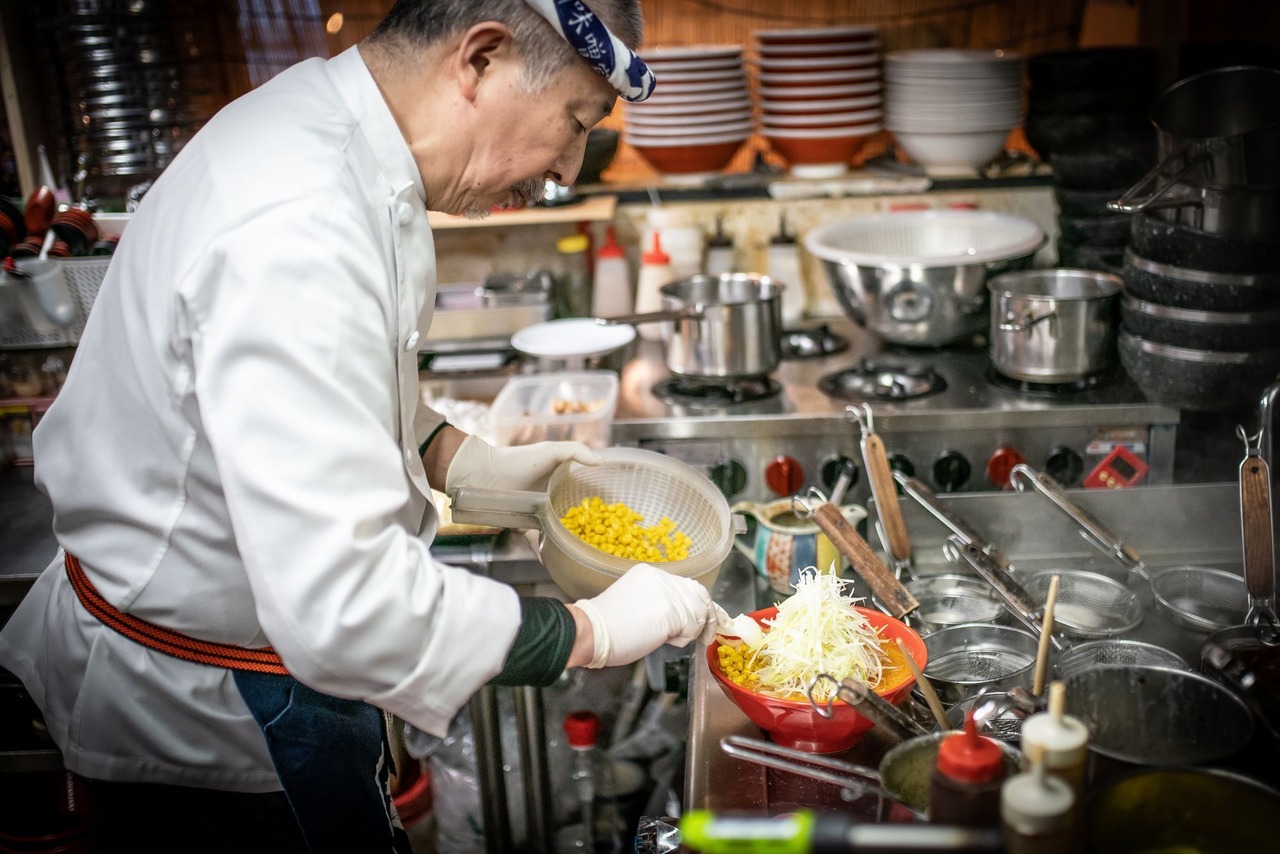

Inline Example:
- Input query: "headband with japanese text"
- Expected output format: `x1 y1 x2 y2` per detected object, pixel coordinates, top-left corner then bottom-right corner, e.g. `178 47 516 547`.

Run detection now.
524 0 656 101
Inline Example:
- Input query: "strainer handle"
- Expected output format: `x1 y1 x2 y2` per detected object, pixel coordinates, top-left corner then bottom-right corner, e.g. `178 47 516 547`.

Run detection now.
447 487 545 530
1009 463 1145 574
946 538 1065 652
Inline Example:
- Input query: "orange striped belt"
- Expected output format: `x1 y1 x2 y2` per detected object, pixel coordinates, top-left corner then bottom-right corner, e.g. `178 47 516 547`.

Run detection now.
64 552 289 676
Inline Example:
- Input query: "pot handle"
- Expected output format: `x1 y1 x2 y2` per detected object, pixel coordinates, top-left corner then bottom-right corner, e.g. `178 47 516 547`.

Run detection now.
446 487 546 530
596 307 703 326
1107 144 1207 214
998 308 1057 333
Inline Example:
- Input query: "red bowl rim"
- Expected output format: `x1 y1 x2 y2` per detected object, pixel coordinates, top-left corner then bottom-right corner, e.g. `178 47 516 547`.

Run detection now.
707 604 926 708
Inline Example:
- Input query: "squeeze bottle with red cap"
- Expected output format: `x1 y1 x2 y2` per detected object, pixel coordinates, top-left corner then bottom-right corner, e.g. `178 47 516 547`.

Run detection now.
634 231 672 342
592 226 632 318
929 709 1008 827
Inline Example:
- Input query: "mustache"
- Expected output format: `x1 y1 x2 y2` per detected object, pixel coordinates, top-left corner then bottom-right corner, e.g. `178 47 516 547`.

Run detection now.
514 178 547 203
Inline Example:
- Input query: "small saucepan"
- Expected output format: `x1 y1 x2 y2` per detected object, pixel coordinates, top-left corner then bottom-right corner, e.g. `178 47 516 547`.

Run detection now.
601 273 783 379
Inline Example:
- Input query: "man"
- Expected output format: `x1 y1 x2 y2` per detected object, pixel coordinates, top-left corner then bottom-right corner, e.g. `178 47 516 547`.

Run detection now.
0 1 725 850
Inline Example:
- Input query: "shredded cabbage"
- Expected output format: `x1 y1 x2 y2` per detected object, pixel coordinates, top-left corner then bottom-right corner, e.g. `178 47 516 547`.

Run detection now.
748 568 888 701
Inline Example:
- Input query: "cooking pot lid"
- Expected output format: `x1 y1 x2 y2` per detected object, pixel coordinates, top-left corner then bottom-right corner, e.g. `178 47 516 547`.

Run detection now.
512 318 635 358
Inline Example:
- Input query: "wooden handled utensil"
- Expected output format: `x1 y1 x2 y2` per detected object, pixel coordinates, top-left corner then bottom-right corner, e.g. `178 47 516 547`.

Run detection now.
794 488 919 619
1237 424 1278 627
852 404 913 574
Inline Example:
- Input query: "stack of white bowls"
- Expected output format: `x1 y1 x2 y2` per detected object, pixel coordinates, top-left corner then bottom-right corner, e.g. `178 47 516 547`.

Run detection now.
884 49 1024 175
753 26 884 178
624 46 753 181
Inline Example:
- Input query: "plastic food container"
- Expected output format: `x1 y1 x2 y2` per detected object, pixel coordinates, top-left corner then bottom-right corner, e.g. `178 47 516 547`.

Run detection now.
489 371 618 449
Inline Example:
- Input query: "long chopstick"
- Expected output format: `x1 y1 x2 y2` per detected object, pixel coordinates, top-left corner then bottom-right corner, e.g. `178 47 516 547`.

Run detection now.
1032 574 1061 696
895 637 950 730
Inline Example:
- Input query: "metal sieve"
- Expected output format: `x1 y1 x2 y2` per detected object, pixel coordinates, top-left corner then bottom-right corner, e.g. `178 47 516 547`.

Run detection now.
1055 639 1190 682
881 574 1006 636
920 623 1039 706
1150 566 1248 632
946 688 1042 741
1020 569 1144 639
449 447 733 599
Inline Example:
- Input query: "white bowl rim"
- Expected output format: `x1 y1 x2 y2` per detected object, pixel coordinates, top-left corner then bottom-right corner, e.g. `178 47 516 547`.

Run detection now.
623 131 753 146
652 77 749 93
803 209 1046 268
643 58 744 73
758 81 883 98
886 48 1024 64
624 119 754 137
626 109 754 126
762 123 883 138
761 108 883 126
756 54 881 70
757 67 880 83
638 90 752 106
756 38 882 56
653 67 747 82
640 45 743 60
760 95 883 112
627 96 753 114
512 318 635 358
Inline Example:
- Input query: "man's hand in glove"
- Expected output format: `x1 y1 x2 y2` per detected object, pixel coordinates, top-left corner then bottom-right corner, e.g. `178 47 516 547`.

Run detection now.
444 433 600 493
568 563 731 669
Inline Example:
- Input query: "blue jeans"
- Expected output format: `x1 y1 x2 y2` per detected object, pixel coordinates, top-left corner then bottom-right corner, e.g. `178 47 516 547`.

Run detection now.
234 670 413 854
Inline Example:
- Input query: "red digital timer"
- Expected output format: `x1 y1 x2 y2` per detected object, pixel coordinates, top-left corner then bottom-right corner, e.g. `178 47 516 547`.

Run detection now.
1084 445 1149 488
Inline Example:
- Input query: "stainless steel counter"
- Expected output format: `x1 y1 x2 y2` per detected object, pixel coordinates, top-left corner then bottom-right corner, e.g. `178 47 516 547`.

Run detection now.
686 480 1280 812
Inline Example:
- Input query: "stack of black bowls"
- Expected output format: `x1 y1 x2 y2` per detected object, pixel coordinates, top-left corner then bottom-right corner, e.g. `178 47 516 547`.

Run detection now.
1116 66 1280 413
1024 48 1158 274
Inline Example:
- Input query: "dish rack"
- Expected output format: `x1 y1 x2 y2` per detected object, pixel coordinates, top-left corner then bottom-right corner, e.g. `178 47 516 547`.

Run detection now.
0 257 110 349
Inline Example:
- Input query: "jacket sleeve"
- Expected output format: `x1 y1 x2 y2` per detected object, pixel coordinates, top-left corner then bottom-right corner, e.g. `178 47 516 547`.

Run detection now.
489 597 575 686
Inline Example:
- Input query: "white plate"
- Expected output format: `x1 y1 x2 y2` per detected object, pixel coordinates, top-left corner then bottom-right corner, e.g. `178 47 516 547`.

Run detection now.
512 318 636 358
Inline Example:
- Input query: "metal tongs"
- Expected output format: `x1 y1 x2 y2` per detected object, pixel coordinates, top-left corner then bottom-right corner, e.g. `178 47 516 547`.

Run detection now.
807 673 930 744
792 487 919 619
852 404 914 579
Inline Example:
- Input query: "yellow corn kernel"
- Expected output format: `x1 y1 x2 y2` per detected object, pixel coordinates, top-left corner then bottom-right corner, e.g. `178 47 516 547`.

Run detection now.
558 496 693 563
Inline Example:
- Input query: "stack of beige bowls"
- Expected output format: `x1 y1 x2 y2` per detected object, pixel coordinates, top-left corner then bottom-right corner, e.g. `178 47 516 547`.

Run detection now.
623 46 753 182
884 49 1024 176
752 26 884 178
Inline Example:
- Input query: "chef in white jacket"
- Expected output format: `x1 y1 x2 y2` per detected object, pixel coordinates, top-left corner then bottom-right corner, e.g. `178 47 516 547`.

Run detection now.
0 1 726 850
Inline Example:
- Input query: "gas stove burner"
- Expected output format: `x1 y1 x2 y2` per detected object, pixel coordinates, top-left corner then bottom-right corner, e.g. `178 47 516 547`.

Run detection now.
986 366 1120 397
652 375 781 408
818 358 947 402
780 324 850 360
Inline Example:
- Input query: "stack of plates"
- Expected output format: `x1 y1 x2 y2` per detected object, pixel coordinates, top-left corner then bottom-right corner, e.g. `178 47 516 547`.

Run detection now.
884 49 1024 176
752 26 884 178
624 46 752 181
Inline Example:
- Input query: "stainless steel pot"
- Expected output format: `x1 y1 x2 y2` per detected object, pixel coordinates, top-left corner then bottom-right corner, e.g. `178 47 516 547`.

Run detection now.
988 268 1122 383
603 273 783 378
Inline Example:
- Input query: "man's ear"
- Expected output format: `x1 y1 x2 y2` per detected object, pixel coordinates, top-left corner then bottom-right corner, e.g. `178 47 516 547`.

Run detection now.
453 21 516 102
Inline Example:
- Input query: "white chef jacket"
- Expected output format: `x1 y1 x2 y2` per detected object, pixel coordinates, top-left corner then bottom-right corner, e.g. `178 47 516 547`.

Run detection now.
0 46 521 792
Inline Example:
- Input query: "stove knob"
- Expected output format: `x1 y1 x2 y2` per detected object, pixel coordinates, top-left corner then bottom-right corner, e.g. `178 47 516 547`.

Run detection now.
932 451 972 493
986 446 1027 489
1045 447 1084 486
887 453 915 480
708 459 748 498
765 456 805 497
820 456 860 498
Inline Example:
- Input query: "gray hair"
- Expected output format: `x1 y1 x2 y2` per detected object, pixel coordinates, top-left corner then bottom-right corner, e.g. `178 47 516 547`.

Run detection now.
368 0 642 93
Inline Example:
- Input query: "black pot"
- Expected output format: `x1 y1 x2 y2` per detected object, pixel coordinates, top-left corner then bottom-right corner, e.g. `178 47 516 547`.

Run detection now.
1057 241 1125 276
1119 330 1280 411
1130 210 1280 274
1028 46 1159 95
1123 248 1280 312
1029 86 1154 115
1025 111 1149 161
1120 295 1280 351
1058 213 1133 248
1054 186 1126 217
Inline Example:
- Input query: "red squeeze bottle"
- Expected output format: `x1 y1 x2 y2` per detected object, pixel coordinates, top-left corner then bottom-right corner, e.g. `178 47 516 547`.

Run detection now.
928 710 1008 827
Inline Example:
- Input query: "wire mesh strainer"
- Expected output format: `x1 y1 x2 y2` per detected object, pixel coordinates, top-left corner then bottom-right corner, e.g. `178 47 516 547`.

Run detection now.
883 574 1006 636
1054 639 1190 682
449 447 733 599
919 623 1039 706
1020 570 1144 639
1151 566 1248 632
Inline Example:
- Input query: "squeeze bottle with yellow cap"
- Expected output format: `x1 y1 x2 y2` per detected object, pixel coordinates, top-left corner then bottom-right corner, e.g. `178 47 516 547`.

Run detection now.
634 231 672 342
1019 680 1089 808
554 232 592 318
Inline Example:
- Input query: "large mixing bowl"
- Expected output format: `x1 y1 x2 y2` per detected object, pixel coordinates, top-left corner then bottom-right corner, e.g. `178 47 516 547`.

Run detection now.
804 210 1046 346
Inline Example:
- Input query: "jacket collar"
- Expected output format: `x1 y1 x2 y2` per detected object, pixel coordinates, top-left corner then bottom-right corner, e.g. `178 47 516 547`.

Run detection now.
326 45 425 203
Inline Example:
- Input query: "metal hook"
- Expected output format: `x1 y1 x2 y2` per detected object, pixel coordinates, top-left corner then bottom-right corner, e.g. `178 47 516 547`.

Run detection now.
791 487 825 521
806 673 842 719
1238 423 1263 458
848 403 874 438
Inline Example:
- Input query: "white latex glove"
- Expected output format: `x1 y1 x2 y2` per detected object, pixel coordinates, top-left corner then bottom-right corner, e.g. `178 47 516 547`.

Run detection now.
574 563 731 669
444 434 601 493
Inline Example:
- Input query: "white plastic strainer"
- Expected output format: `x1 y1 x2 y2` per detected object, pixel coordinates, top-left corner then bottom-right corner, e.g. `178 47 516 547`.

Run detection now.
448 447 733 599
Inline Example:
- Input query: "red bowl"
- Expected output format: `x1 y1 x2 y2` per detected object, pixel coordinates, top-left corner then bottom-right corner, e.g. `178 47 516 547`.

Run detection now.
708 605 926 753
626 136 749 175
763 124 882 165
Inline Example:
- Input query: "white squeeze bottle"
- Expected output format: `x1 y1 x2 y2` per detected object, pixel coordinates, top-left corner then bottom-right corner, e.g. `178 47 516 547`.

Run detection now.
591 226 632 318
766 212 806 327
644 207 702 281
634 231 672 342
705 215 735 277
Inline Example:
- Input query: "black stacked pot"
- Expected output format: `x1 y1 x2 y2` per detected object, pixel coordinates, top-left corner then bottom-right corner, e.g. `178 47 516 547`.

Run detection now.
1114 66 1280 413
1025 48 1158 275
